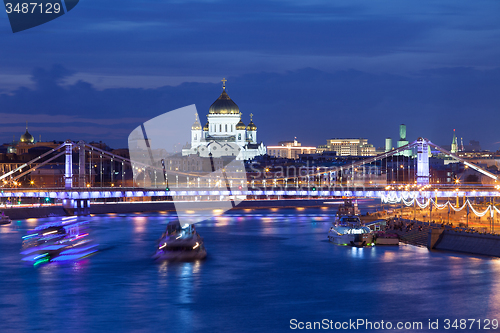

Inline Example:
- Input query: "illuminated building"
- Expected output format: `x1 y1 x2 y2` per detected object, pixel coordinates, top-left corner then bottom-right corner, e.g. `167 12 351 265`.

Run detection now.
317 138 376 156
385 137 392 152
6 122 62 155
451 129 458 154
396 124 411 156
267 139 316 159
19 122 34 143
182 79 266 160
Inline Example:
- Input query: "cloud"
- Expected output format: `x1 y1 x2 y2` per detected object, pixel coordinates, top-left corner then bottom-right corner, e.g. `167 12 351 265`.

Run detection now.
31 65 75 88
2 0 500 81
0 113 145 125
0 64 499 151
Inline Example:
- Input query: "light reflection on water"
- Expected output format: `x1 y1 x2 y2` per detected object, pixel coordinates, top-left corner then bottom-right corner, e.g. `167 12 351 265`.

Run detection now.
0 206 499 332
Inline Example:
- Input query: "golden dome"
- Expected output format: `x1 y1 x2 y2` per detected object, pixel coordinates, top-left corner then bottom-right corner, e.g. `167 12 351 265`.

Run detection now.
209 80 239 114
246 113 256 131
191 113 202 130
192 119 202 130
236 118 246 130
203 121 209 131
20 127 34 143
246 121 257 131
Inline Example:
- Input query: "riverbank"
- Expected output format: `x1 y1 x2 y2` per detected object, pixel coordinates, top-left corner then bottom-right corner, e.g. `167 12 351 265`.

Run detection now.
386 217 500 258
429 228 500 257
1 198 339 219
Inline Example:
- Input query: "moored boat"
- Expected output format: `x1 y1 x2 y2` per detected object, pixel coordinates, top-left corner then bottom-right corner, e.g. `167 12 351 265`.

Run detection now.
328 216 374 247
336 199 360 219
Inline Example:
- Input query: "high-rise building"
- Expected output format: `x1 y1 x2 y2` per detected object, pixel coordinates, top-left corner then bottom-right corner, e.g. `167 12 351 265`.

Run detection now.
396 124 411 156
451 129 458 154
385 137 392 152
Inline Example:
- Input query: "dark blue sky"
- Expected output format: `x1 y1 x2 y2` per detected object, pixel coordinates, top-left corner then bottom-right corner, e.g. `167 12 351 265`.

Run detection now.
1 0 499 150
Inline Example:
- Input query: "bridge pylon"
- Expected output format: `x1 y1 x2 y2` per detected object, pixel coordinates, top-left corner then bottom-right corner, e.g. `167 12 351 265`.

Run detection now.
78 140 86 187
64 140 73 189
416 137 430 185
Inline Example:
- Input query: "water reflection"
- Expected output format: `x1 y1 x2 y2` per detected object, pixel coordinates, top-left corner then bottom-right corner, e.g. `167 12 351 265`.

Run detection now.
2 207 500 332
350 246 367 259
132 216 147 233
179 262 194 304
0 224 11 233
25 218 39 227
380 250 396 262
213 216 231 227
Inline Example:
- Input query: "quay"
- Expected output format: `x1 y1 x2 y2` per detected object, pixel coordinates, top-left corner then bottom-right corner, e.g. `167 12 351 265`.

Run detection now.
0 198 334 219
385 217 500 258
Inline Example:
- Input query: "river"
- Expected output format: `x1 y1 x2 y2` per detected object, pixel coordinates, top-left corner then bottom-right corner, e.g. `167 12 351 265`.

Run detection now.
1 203 499 332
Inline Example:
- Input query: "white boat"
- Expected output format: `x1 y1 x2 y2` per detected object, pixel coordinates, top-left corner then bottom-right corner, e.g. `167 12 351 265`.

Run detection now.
21 218 97 265
328 216 374 247
153 220 207 261
0 211 11 225
336 199 360 219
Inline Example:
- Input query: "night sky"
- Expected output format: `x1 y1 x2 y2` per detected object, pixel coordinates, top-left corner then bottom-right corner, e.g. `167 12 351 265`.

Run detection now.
1 0 499 150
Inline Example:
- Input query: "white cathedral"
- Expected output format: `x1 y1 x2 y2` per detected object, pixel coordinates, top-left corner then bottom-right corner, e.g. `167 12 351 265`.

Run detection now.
182 79 266 160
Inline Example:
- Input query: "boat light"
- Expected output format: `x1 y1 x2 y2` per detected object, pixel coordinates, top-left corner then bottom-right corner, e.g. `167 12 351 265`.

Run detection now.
33 258 49 266
193 242 199 249
42 230 57 236
159 243 167 249
33 253 48 260
22 233 38 239
71 233 89 241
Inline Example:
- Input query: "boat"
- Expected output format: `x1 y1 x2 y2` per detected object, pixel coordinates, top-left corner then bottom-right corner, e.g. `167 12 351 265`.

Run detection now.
0 211 11 225
20 217 98 265
328 215 374 247
336 199 360 219
153 220 207 261
373 231 399 245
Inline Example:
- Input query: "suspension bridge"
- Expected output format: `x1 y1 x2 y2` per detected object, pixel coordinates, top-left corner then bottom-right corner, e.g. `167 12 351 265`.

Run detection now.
0 137 498 217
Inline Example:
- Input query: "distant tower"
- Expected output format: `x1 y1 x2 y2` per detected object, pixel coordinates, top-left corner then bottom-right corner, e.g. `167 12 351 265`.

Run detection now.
416 138 430 185
235 113 246 143
397 124 410 156
385 137 392 152
399 124 406 141
451 129 458 154
246 113 257 144
191 113 202 149
460 137 464 152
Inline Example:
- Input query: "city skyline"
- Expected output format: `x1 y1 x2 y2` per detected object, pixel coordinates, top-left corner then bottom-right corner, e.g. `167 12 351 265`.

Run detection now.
0 71 496 152
1 0 499 150
2 2 500 331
